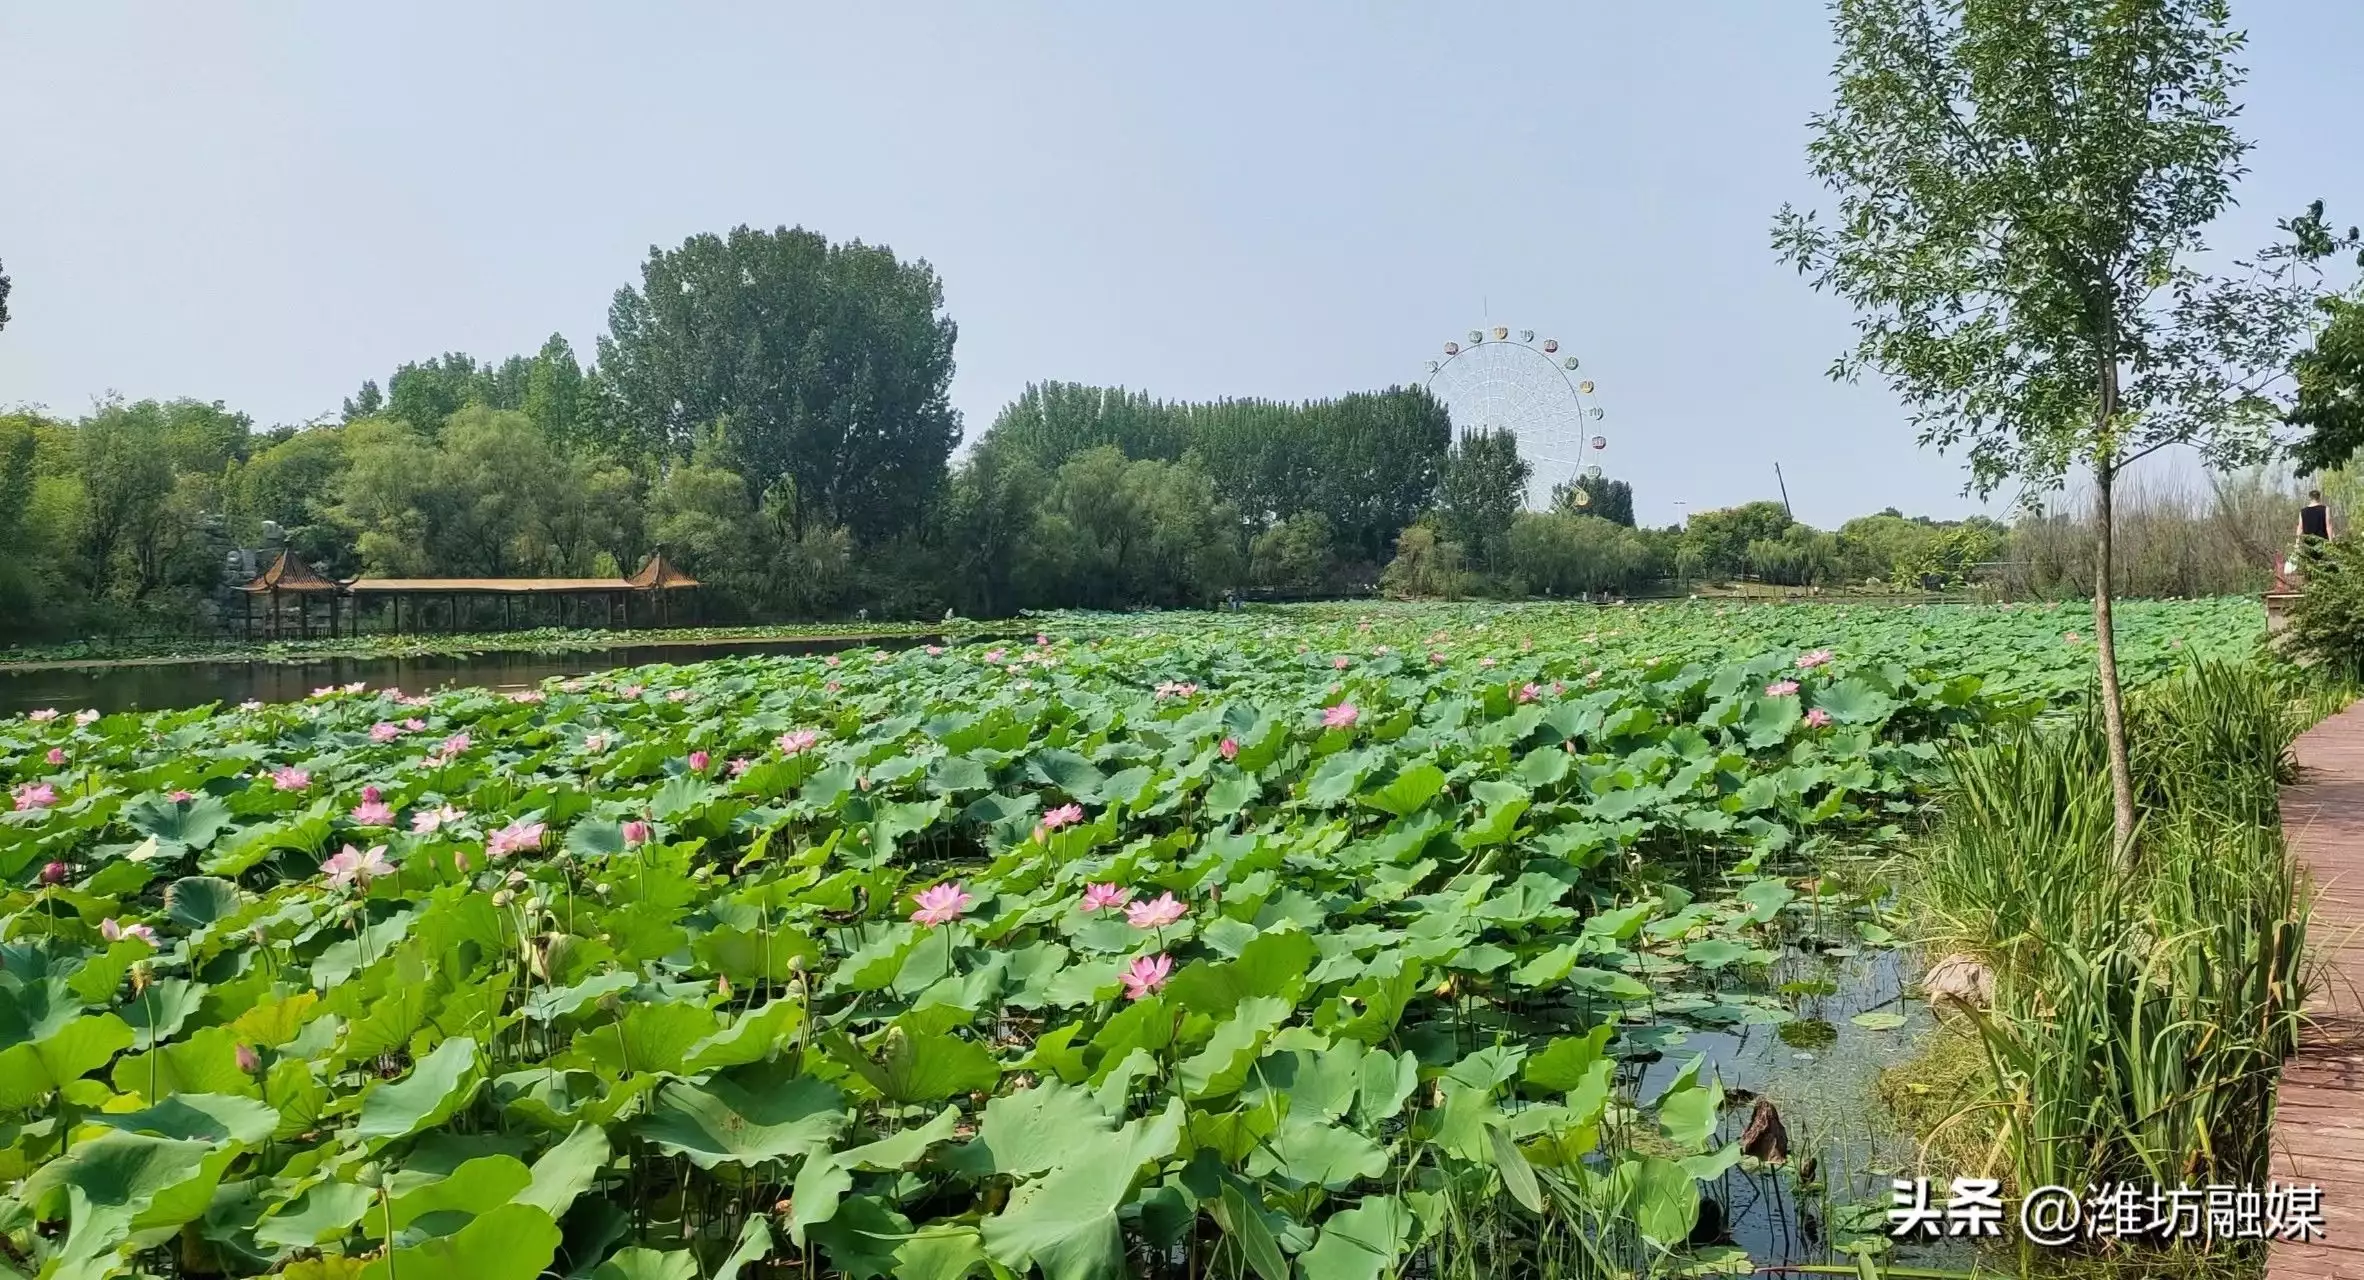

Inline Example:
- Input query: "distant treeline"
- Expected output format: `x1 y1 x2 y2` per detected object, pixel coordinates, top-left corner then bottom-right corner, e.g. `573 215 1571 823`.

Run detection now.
0 225 2335 642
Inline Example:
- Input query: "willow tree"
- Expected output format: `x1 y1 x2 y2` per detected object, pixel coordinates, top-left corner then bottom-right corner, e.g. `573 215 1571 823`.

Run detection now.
1773 0 2331 858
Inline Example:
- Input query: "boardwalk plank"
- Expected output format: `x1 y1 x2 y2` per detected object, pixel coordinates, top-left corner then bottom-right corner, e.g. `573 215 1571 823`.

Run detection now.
2272 702 2364 1280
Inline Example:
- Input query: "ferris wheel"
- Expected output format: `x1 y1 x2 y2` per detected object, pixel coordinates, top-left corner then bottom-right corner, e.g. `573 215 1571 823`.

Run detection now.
1424 326 1608 510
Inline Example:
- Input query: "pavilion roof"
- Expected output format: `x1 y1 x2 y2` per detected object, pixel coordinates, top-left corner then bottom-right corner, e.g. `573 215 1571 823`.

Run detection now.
237 550 340 593
626 550 700 590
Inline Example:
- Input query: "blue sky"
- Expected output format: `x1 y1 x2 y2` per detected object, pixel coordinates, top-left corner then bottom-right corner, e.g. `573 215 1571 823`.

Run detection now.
3 3 2359 527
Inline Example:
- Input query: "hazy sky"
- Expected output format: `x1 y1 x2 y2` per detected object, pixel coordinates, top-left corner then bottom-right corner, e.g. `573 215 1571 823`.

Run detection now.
4 3 2360 528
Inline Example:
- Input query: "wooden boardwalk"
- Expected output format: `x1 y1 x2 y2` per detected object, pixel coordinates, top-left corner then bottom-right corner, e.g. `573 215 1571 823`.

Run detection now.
2271 700 2364 1280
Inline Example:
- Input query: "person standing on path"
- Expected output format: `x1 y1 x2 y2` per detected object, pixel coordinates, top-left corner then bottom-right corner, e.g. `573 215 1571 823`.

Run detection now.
2293 490 2335 583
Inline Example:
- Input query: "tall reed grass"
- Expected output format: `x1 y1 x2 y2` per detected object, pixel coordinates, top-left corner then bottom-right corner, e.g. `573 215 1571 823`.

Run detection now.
1918 662 2311 1210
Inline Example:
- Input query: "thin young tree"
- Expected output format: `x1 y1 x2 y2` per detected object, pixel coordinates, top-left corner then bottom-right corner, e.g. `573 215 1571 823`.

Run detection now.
1773 0 2337 859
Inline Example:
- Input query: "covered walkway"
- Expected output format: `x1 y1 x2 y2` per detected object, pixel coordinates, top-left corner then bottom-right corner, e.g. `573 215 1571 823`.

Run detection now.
233 550 700 639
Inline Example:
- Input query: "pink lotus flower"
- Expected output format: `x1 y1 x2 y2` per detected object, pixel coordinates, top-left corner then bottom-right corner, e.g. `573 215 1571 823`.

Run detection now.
583 732 610 753
984 648 1006 663
402 718 425 731
728 757 752 776
240 700 264 712
74 710 99 726
169 790 195 803
910 881 975 927
411 805 464 835
100 918 157 946
824 655 841 668
508 690 546 705
925 645 944 656
1126 892 1187 930
40 861 69 885
27 708 58 722
623 819 651 847
687 751 711 773
1037 803 1086 839
667 688 694 703
1764 680 1800 698
45 748 65 765
1121 953 1173 1001
487 821 547 859
1515 683 1541 704
1804 707 1833 727
322 843 392 888
1333 655 1351 670
370 722 404 743
1796 649 1835 670
312 686 337 699
778 729 820 755
1480 657 1498 669
440 733 471 758
559 680 584 694
1586 669 1603 685
1322 703 1360 730
271 766 311 792
1219 737 1239 761
1079 882 1134 913
351 799 396 827
1429 651 1447 664
826 681 843 693
236 1043 261 1074
1036 633 1051 647
344 682 367 695
620 684 645 699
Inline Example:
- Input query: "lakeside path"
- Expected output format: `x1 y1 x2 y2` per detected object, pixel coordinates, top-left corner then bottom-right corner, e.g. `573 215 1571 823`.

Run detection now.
2272 699 2364 1279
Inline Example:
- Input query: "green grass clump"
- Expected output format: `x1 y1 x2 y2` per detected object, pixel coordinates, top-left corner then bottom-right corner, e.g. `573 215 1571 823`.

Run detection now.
1917 661 2314 1262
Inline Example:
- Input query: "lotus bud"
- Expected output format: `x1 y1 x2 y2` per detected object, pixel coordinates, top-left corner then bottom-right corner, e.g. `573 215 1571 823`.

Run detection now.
718 975 733 1000
236 1043 261 1074
39 861 69 886
492 889 514 908
505 870 527 886
622 820 650 847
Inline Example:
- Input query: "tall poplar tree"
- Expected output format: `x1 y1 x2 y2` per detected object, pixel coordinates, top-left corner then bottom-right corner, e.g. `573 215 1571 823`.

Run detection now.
1773 0 2335 858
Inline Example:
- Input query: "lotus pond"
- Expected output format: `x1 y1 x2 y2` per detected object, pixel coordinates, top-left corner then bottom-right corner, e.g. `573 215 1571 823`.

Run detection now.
0 598 2269 1279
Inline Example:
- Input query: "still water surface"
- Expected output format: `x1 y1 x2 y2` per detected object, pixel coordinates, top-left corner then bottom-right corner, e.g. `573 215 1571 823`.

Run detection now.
0 636 923 718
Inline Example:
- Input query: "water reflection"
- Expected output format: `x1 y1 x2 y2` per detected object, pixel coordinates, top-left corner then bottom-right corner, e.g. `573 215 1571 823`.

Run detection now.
0 636 932 718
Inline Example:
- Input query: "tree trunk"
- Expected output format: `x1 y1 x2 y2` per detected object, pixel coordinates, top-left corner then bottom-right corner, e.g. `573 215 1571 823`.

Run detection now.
2092 461 2139 862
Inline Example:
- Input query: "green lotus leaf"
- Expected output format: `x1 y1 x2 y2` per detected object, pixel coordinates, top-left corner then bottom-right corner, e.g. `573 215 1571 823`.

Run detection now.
357 1201 560 1280
633 1071 846 1170
1298 1194 1416 1280
356 1035 481 1142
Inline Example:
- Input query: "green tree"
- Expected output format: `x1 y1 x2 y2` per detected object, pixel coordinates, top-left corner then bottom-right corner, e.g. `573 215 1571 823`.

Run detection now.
74 402 178 598
385 353 499 433
0 256 11 332
600 225 959 541
1433 429 1530 573
1378 523 1466 599
1771 0 2340 855
523 333 589 446
1682 501 1793 578
1250 510 1337 591
1551 474 1635 527
1507 511 1657 595
2290 293 2364 475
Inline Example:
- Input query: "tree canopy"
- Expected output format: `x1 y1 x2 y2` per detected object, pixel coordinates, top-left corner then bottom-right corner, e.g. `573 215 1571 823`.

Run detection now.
599 226 960 542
